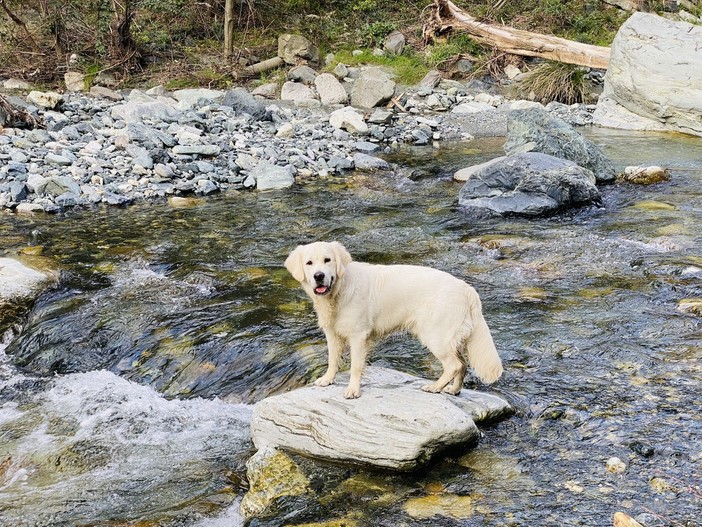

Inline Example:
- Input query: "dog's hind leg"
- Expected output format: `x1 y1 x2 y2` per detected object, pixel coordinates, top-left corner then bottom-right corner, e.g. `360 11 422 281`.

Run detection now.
421 341 465 394
315 329 344 387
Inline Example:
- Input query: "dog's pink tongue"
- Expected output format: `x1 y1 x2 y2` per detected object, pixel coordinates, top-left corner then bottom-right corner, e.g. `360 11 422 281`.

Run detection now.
315 286 327 293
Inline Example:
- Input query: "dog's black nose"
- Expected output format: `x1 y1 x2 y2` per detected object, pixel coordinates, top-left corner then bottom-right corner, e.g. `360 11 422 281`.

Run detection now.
314 271 325 283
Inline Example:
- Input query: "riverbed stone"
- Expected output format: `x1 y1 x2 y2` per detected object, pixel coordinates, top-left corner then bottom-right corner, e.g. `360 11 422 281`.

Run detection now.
281 81 317 103
618 166 670 185
239 446 311 520
352 153 389 171
0 257 56 330
504 108 616 183
250 366 512 470
26 91 63 109
250 161 295 190
315 73 348 105
278 34 319 65
329 107 368 134
222 87 271 121
593 13 702 137
350 68 395 108
458 152 601 217
383 30 406 55
111 100 180 123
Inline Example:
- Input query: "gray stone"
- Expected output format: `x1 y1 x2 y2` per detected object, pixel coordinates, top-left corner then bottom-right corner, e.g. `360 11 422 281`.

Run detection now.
45 153 73 166
314 73 348 105
90 86 123 101
329 107 368 134
196 179 219 195
64 72 85 92
38 176 81 197
278 34 319 65
222 88 271 122
383 30 406 55
332 63 349 79
250 161 294 190
505 108 616 183
350 67 396 109
593 13 702 137
458 152 601 217
419 70 442 88
354 141 380 153
54 191 82 207
352 153 390 171
250 83 278 100
15 203 45 214
3 78 31 90
367 109 393 124
0 258 55 324
172 89 224 109
451 101 495 114
111 101 180 123
280 82 317 103
288 65 318 84
26 91 63 109
250 367 512 470
172 144 221 156
10 181 28 201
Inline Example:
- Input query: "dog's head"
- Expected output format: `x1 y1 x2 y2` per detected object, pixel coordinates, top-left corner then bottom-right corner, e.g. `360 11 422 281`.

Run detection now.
284 241 352 297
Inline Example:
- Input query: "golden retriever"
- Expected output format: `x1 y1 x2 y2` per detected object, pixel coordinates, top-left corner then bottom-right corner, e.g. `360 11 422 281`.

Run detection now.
285 241 503 399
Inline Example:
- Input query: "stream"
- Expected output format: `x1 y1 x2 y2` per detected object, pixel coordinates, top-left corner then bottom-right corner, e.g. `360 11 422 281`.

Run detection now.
0 129 701 526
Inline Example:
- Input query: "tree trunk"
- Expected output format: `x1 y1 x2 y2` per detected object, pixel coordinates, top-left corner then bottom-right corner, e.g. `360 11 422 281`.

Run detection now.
425 0 611 70
224 0 235 58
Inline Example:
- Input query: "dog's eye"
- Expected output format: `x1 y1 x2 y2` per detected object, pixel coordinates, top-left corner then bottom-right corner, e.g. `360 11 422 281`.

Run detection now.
324 258 331 263
306 260 312 266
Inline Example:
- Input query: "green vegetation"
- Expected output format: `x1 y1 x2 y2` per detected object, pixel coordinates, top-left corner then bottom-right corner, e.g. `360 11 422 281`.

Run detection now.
0 0 642 89
328 49 428 86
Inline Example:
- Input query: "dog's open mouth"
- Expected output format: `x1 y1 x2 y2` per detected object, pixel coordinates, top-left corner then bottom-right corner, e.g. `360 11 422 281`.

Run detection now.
314 278 333 296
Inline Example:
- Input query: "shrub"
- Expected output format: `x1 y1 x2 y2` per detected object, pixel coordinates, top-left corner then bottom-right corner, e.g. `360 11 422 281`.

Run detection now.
519 61 593 104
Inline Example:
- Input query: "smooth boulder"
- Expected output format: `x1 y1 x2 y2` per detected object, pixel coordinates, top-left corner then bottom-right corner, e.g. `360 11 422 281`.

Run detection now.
350 68 396 109
593 13 702 137
222 87 271 121
458 152 601 217
250 367 512 471
505 108 616 183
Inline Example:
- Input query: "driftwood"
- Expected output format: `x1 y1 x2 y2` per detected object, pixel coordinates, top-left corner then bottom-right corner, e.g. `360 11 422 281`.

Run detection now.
243 56 284 77
425 0 610 69
0 94 43 129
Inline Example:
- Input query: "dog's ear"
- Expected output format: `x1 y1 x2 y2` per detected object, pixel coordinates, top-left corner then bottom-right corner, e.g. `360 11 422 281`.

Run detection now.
284 246 306 282
331 242 352 278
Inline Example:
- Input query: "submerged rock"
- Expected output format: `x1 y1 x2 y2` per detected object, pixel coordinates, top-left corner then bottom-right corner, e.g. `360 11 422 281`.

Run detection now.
618 166 670 185
240 446 311 520
504 108 616 183
250 367 512 471
0 257 56 330
458 152 601 217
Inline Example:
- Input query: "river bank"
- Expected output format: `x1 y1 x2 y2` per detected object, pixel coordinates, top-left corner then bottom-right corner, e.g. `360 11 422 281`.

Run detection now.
0 79 595 214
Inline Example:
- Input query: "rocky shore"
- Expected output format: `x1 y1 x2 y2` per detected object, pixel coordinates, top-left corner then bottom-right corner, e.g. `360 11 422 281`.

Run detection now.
0 75 597 214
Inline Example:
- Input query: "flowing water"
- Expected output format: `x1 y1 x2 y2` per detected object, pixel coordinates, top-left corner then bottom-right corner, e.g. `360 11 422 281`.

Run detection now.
0 130 701 527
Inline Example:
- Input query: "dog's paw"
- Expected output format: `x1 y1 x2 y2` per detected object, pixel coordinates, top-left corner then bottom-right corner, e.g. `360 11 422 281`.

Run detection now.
314 375 334 387
343 385 361 399
442 385 462 396
421 383 442 393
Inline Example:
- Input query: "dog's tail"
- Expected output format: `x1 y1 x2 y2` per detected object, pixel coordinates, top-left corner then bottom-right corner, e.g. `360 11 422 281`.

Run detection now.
464 289 503 384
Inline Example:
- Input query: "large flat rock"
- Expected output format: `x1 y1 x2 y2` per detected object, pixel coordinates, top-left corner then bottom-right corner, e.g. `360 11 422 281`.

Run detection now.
251 367 512 470
0 257 56 330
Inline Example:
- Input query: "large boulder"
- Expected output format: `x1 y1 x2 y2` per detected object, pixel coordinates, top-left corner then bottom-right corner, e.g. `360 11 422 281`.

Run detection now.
314 73 348 105
458 152 601 217
278 34 320 65
250 367 512 471
593 13 702 137
505 108 616 183
250 161 295 190
280 81 317 103
350 67 396 109
221 87 271 121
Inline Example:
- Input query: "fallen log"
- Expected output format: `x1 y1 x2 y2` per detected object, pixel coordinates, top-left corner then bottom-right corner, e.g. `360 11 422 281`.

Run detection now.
425 0 610 70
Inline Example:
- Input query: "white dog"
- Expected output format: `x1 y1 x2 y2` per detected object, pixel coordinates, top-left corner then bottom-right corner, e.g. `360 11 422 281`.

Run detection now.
285 241 503 399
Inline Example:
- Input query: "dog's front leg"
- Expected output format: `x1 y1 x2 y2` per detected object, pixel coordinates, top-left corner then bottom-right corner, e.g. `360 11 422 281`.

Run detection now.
314 329 344 387
344 334 370 399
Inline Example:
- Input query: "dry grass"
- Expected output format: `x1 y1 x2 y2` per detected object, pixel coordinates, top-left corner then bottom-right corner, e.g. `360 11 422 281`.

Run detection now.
519 61 593 105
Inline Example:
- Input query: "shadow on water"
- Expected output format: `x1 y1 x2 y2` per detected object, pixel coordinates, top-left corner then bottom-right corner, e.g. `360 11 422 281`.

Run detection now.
1 131 701 526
